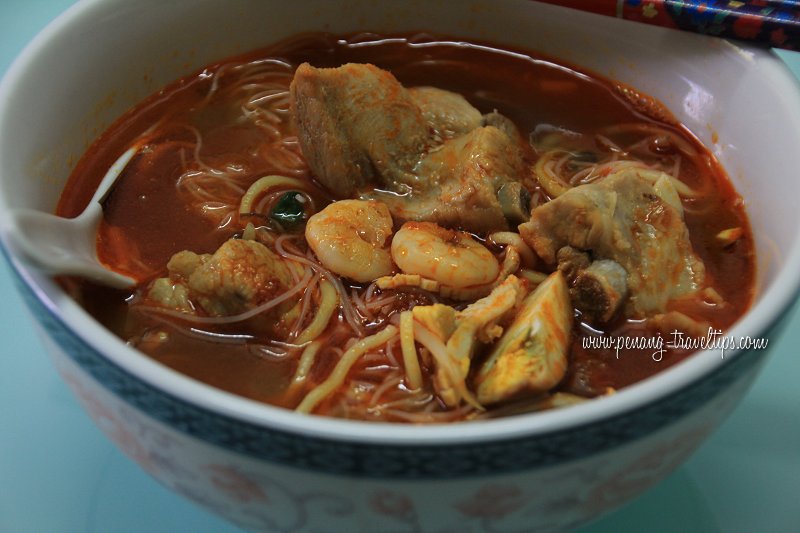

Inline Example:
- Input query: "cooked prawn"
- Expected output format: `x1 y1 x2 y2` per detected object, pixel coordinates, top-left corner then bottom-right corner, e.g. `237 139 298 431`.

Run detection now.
391 221 499 288
305 199 394 283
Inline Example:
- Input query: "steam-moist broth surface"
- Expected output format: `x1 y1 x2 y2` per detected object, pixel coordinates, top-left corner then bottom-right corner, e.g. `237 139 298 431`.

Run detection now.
58 33 754 422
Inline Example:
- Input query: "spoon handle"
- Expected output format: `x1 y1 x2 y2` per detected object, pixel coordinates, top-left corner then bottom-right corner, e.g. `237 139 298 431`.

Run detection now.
89 146 139 205
4 208 136 288
2 146 140 289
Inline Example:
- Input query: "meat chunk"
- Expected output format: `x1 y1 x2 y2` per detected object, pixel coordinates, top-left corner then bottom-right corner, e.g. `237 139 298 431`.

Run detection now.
290 62 429 196
147 278 193 313
420 126 526 232
184 239 294 316
167 249 209 279
147 238 294 319
370 126 526 233
519 172 704 318
556 246 591 281
571 259 629 323
291 63 530 234
408 86 482 140
555 247 628 322
482 111 523 146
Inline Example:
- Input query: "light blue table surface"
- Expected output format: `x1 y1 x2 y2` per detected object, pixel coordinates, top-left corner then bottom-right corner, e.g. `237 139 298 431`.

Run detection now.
2 2 799 532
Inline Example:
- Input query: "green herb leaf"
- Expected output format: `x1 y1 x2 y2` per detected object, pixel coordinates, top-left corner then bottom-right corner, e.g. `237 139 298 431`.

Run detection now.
270 191 307 228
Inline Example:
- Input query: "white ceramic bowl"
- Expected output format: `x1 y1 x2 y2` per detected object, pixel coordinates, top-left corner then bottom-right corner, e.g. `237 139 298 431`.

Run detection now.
2 1 800 531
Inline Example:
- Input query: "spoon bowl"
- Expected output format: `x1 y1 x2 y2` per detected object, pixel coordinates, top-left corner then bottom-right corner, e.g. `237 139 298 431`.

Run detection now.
3 146 138 289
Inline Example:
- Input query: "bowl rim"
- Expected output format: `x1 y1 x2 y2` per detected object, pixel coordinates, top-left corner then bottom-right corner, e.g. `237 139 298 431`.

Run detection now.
2 0 800 448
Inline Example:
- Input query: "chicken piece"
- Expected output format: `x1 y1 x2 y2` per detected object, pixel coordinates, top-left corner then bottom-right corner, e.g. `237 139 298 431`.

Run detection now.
290 62 429 197
496 181 531 225
167 249 211 279
555 246 627 322
571 259 629 323
475 271 572 405
187 239 294 316
420 126 527 232
519 172 704 318
371 126 527 233
556 246 590 281
147 278 193 312
147 238 294 319
292 63 530 234
652 173 683 216
482 111 523 146
408 86 482 140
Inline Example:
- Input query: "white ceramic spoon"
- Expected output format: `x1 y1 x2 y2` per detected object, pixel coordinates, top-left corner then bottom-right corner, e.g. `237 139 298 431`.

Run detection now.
4 147 139 289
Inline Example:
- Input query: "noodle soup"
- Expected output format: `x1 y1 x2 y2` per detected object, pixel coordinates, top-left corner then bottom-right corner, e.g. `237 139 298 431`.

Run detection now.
57 33 754 422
